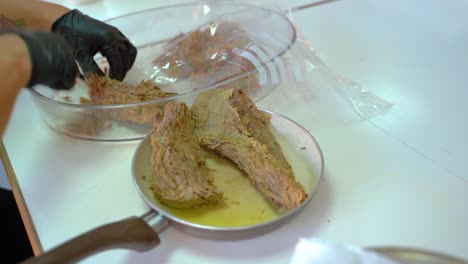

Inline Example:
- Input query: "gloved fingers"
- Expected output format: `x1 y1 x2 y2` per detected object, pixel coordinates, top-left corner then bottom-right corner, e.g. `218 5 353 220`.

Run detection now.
54 52 79 90
52 9 138 81
103 32 137 81
41 55 78 90
119 44 133 80
51 70 77 90
76 52 104 78
16 31 78 90
100 44 124 81
123 36 137 70
111 39 137 82
39 70 77 90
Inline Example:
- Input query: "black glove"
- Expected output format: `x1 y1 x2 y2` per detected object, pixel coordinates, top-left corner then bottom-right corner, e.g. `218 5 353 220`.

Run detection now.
16 31 78 90
51 9 137 81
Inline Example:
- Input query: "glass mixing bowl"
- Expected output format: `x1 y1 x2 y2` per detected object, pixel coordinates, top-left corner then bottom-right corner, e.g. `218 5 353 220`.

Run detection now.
30 2 296 141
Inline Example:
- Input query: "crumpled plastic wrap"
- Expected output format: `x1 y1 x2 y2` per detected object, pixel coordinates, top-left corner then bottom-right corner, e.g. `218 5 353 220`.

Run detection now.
184 0 392 122
144 2 297 102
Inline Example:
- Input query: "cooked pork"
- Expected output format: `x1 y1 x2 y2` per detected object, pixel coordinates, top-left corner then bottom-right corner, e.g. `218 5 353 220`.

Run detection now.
149 102 223 208
86 74 175 124
191 88 306 212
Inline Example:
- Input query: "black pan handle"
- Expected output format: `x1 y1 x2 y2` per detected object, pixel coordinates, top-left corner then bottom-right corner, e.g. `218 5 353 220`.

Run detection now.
20 216 160 264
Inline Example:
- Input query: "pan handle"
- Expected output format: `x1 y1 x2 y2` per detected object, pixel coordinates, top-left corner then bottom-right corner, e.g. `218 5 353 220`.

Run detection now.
20 216 161 264
141 210 171 235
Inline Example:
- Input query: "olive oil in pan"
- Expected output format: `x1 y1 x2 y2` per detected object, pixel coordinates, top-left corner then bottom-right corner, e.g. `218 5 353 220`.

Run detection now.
154 123 318 227
160 149 280 227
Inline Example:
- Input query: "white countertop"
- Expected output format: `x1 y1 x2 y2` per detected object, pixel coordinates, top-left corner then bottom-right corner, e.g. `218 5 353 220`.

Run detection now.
3 0 467 263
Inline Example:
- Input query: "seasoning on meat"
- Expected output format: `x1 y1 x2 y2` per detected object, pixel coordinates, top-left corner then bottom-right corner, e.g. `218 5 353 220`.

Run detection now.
86 74 176 124
191 88 306 212
149 102 223 208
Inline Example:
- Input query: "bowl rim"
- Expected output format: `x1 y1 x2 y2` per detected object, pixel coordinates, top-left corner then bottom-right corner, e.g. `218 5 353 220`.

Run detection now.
29 2 297 110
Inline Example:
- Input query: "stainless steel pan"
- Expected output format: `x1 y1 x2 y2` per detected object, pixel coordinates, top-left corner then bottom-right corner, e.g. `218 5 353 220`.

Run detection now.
22 110 324 263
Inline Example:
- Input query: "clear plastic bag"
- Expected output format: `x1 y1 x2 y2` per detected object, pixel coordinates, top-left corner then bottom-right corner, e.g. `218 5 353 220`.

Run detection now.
143 2 298 102
265 30 392 122
184 0 393 123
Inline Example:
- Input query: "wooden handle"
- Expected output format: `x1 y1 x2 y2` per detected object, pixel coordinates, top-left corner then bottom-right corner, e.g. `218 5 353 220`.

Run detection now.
21 216 160 264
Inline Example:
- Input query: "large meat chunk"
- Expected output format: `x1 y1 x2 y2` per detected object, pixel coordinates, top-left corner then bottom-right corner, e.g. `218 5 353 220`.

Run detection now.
149 102 223 208
191 88 306 212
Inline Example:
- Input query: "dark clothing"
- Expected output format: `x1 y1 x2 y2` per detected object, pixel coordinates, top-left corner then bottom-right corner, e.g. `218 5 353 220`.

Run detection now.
1 188 34 263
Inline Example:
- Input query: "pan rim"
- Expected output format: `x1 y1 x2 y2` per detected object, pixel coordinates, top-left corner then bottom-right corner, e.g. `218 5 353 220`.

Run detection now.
131 108 324 233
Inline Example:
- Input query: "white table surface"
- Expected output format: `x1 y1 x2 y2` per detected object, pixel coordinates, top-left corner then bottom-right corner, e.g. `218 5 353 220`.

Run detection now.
3 0 468 263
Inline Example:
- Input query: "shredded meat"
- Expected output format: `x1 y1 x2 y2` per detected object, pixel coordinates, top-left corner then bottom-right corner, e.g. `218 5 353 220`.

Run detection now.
86 74 176 124
149 102 223 208
62 75 176 137
191 88 306 212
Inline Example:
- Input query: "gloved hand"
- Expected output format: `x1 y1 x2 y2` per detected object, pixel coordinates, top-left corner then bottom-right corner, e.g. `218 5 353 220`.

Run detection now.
16 31 78 90
51 9 137 81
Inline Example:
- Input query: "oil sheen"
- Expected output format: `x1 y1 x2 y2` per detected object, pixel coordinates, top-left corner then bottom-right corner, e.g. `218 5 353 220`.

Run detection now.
150 123 319 227
158 149 280 227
